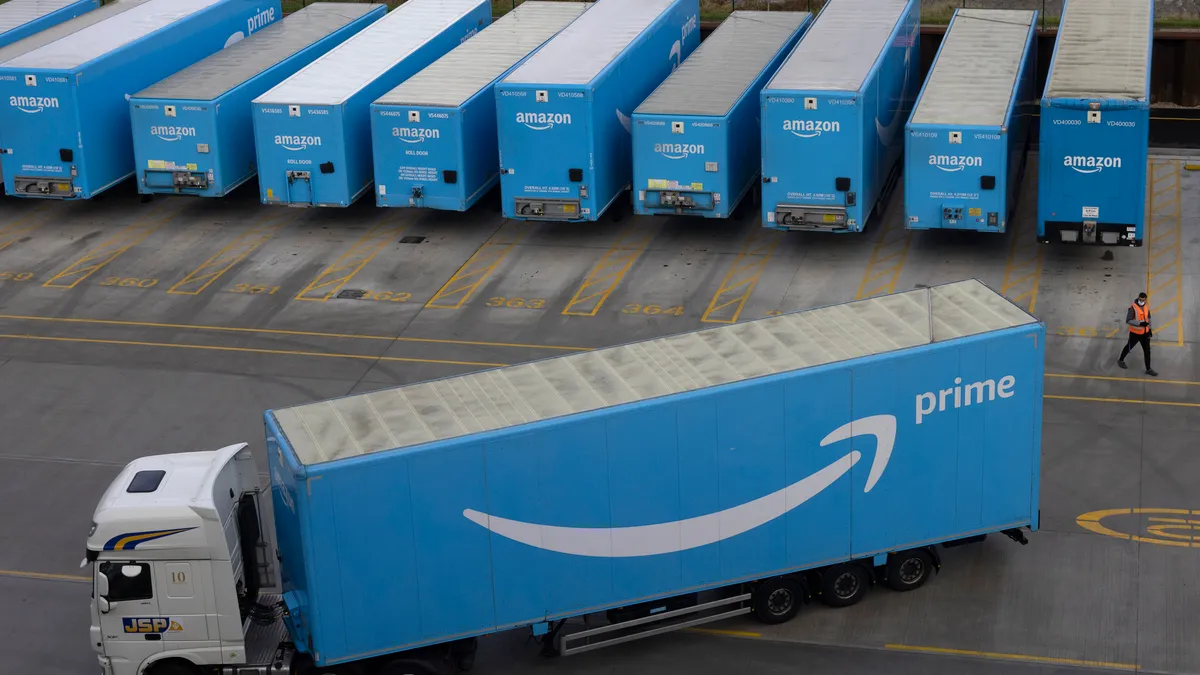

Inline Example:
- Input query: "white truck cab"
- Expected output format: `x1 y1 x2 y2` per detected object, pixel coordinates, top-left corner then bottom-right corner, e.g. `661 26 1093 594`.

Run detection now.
86 443 288 675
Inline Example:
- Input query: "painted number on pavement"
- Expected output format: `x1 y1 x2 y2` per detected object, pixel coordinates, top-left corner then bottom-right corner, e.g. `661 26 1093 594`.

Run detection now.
487 297 545 309
622 303 684 316
100 277 158 288
0 272 34 281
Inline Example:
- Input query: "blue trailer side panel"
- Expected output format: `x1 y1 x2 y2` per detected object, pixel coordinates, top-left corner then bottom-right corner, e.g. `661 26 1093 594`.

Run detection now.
495 0 700 222
370 2 588 211
0 0 99 49
1037 0 1152 246
760 0 919 233
253 0 491 208
129 3 385 197
268 279 1043 666
0 0 281 199
904 10 1037 233
632 11 810 219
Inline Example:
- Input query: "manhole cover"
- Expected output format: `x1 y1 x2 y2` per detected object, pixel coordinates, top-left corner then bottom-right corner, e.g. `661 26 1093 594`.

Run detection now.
400 235 426 244
336 289 367 300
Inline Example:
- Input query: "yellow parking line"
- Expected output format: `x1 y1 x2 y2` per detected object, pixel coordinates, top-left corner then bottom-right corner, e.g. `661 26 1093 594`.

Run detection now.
295 219 405 301
426 223 528 310
169 217 288 295
0 333 506 368
1145 159 1183 347
884 643 1137 671
999 216 1043 313
684 628 762 638
0 313 587 351
562 225 657 317
42 214 168 289
0 204 49 253
0 569 90 583
1046 373 1200 386
855 217 911 300
701 227 781 324
1044 394 1200 409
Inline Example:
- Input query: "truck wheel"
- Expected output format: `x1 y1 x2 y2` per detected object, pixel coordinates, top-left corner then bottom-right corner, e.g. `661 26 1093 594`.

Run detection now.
752 577 802 624
146 661 200 675
886 549 934 592
819 564 869 608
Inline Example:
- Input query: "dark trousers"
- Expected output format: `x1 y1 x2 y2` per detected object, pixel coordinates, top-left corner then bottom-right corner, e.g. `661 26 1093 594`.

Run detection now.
1119 331 1151 368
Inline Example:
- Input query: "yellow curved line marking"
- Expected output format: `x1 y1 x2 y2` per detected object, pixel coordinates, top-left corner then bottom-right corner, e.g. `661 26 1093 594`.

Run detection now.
1076 508 1200 548
113 529 185 551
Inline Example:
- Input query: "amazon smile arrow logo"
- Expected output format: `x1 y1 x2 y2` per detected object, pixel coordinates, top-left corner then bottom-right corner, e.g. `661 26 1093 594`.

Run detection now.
462 414 896 558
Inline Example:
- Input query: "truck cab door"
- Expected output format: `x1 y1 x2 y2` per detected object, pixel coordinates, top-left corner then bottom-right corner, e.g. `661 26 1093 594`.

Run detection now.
154 561 218 655
96 561 164 671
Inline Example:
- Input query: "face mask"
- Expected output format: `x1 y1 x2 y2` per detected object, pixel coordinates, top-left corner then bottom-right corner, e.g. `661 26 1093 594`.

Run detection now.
1137 300 1146 306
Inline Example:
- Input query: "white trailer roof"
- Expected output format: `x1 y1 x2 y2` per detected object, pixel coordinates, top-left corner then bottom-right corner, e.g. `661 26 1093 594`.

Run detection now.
503 0 677 87
134 4 382 102
637 11 809 118
274 279 1038 467
766 0 911 93
0 0 147 64
910 10 1035 127
1044 0 1151 100
376 2 587 108
0 0 93 36
257 0 487 107
1 0 223 71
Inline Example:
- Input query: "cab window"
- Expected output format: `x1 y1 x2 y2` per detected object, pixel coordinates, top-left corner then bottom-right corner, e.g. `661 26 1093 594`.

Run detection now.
100 562 153 601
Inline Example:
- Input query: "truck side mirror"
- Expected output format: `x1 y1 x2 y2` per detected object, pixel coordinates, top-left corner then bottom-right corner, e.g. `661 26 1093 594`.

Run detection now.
97 596 111 614
96 570 109 597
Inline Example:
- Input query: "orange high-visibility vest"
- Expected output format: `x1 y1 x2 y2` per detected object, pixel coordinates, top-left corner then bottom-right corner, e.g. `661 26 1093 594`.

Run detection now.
1130 303 1149 335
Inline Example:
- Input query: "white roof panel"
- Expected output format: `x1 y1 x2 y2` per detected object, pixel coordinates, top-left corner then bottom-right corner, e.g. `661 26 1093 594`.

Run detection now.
636 11 809 118
503 0 676 87
0 0 147 65
910 10 1036 127
134 4 382 102
2 0 223 70
274 279 1039 466
1044 0 1151 100
766 0 911 93
0 0 94 36
377 2 587 108
257 0 488 107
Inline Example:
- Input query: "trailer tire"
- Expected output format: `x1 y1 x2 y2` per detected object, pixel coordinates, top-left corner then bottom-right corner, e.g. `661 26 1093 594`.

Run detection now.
886 549 934 592
818 563 870 608
377 657 447 675
752 577 802 624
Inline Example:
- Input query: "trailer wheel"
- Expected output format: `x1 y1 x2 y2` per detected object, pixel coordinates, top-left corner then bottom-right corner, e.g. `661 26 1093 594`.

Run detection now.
886 549 934 592
752 577 802 624
377 658 445 675
818 564 870 608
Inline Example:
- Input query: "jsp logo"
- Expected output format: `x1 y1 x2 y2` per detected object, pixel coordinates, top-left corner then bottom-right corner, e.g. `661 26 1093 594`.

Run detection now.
784 119 839 138
9 95 59 113
516 111 571 131
655 142 703 160
151 126 196 142
928 154 982 172
1063 155 1122 174
274 134 321 151
392 127 440 144
247 7 276 34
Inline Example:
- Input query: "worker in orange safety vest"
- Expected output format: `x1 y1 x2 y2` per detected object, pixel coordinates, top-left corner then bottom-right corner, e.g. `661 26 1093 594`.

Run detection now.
1117 292 1157 377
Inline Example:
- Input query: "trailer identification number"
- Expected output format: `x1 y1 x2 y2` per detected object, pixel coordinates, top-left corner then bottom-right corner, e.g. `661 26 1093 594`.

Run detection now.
1083 206 1099 218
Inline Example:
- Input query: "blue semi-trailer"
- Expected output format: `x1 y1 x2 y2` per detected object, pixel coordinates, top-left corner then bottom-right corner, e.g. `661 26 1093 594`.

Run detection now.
0 0 282 199
0 0 99 50
86 278 1042 675
1037 0 1153 246
760 0 920 233
903 9 1038 233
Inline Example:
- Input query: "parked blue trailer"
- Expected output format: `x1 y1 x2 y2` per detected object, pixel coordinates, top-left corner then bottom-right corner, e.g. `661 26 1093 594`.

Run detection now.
0 0 282 199
1038 0 1152 246
632 11 810 219
760 0 920 233
495 0 700 222
0 0 99 49
0 0 118 194
904 9 1037 233
252 0 491 208
371 1 587 211
128 4 384 198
